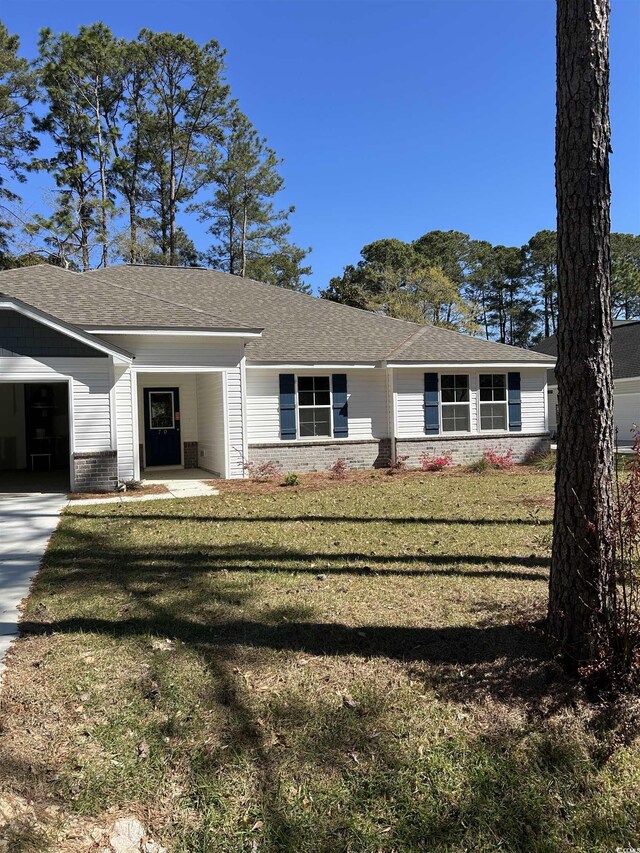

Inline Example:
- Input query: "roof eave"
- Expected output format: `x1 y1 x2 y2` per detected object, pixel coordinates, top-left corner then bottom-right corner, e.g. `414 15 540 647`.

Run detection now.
385 359 557 368
85 326 264 337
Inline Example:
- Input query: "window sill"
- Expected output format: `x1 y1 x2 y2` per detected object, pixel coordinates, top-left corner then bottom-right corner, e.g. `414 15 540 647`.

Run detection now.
397 431 549 441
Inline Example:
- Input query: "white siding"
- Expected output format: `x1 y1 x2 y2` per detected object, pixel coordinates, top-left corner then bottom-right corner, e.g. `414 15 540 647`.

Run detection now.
97 334 245 368
114 367 135 481
614 392 640 446
395 367 548 438
547 378 640 445
245 368 389 444
520 369 547 433
196 373 226 476
0 355 113 453
226 367 245 477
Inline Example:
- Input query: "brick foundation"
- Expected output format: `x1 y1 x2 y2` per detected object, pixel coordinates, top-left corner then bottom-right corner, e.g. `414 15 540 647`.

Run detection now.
73 450 118 492
395 433 551 466
183 441 198 469
249 438 392 473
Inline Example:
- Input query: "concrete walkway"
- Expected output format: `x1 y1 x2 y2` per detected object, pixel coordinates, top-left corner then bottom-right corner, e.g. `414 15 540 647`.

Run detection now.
0 490 68 678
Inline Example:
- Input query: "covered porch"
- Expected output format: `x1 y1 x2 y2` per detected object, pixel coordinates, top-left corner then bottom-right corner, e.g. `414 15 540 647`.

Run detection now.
133 370 229 479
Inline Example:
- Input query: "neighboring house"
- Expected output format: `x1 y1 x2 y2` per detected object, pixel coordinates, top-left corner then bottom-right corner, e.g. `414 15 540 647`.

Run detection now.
0 264 556 491
534 320 640 449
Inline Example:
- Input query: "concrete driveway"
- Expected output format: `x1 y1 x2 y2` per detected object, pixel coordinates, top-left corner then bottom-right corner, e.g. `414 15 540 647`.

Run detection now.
0 490 67 678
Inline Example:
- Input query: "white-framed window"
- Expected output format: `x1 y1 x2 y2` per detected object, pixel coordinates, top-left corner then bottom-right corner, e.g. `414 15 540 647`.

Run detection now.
297 376 332 437
479 374 508 431
441 374 470 432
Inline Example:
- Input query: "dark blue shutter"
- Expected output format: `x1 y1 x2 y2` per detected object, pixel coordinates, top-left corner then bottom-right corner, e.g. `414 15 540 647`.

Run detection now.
332 374 348 438
424 373 440 434
279 374 296 440
508 372 522 432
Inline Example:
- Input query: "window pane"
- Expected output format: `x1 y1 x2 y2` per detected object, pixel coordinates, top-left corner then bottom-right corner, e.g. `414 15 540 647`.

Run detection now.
299 407 331 437
150 392 174 429
480 403 507 431
298 377 313 392
441 375 469 403
442 404 470 432
314 391 331 406
298 391 315 406
479 374 506 402
314 377 330 391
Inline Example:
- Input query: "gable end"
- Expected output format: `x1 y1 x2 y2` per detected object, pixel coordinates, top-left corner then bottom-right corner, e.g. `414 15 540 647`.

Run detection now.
0 310 107 358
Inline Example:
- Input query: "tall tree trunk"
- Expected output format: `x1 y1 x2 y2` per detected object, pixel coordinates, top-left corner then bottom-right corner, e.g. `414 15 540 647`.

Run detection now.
241 206 248 277
94 84 110 269
548 0 615 669
544 293 550 339
128 194 137 264
169 170 176 266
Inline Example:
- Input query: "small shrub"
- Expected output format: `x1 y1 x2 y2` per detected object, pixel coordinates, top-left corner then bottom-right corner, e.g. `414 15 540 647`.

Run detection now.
466 456 490 474
419 450 453 471
386 454 409 475
530 450 557 471
483 447 515 469
123 479 144 491
329 458 349 479
243 460 280 481
283 472 301 486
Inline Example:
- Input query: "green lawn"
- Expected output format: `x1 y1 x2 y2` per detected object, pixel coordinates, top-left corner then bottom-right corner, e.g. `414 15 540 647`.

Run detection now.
1 470 639 852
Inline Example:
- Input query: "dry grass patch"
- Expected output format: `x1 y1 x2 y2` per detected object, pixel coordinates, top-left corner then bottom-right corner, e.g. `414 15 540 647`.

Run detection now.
1 471 640 851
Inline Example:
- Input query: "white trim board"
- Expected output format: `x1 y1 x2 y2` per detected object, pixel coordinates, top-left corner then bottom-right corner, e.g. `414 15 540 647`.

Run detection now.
386 361 556 369
247 363 379 370
130 366 228 374
89 328 262 337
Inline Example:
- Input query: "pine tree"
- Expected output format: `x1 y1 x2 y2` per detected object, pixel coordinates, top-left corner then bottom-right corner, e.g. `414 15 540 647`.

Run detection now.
0 22 38 258
199 110 310 289
549 0 615 669
136 30 229 266
31 25 124 269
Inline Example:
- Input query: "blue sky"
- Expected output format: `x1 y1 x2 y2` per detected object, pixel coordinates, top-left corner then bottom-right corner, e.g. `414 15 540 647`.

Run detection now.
3 0 640 291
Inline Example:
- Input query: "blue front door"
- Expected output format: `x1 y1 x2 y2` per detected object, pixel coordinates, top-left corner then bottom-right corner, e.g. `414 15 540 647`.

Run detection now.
144 387 181 467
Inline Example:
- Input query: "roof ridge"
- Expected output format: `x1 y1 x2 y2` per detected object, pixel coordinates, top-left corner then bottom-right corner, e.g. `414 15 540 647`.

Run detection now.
85 268 260 330
88 264 424 332
0 264 82 276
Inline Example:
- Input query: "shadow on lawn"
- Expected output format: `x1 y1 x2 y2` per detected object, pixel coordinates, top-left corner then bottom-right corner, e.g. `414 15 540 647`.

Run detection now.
72 510 552 527
12 527 602 852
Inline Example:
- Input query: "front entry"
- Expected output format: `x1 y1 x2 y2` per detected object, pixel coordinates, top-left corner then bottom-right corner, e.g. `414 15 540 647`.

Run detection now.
143 387 181 467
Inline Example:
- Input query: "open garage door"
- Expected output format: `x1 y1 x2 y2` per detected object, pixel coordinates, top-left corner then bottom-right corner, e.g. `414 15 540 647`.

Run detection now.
0 382 70 494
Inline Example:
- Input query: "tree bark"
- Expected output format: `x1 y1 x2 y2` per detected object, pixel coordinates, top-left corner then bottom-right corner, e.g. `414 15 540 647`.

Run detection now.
549 0 615 669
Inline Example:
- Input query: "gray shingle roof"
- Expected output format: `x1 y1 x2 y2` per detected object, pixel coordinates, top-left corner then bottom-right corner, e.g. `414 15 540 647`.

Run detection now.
533 320 640 381
0 264 259 332
385 323 555 364
1 264 557 366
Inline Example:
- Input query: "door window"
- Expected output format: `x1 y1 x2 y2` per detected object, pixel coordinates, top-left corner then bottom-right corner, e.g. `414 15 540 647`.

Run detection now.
149 391 175 429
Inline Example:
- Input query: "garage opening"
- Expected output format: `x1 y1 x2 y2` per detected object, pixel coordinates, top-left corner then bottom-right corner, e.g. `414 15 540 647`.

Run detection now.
0 382 70 493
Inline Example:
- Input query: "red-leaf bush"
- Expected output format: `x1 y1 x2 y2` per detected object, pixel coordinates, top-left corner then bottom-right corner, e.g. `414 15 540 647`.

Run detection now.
243 460 280 481
419 450 453 471
483 447 515 469
386 454 409 475
329 458 349 479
